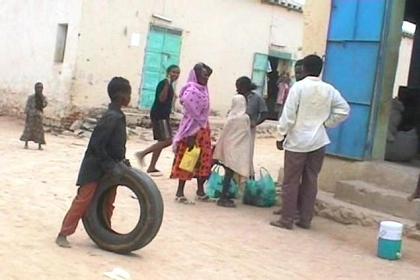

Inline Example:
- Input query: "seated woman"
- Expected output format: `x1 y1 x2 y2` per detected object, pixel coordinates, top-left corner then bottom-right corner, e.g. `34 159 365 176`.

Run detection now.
214 94 252 208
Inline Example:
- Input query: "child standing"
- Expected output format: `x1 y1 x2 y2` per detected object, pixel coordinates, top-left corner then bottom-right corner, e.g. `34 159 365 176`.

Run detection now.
213 94 252 207
20 82 48 150
56 77 132 248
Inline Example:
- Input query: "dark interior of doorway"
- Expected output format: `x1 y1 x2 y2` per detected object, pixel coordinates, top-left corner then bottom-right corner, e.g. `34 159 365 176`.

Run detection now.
265 56 292 121
386 0 420 166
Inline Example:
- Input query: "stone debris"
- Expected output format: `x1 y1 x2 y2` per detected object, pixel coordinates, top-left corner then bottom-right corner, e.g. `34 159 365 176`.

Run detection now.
69 119 83 131
44 107 277 140
314 200 377 227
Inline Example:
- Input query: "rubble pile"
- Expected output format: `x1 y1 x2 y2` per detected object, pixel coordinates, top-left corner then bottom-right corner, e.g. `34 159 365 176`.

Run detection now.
44 107 277 141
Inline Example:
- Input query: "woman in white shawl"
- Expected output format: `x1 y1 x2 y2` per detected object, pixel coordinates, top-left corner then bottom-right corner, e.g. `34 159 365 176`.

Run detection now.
214 94 252 207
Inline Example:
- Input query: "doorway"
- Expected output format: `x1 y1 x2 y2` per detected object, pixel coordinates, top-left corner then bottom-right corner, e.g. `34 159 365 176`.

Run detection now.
139 25 182 109
251 52 294 121
385 0 420 166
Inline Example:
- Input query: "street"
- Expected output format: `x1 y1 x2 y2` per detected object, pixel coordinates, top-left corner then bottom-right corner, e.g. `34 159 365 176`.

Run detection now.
1 116 420 280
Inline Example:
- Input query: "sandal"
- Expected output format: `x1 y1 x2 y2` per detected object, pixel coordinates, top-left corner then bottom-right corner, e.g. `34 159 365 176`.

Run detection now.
195 194 212 202
147 169 163 177
407 193 420 202
270 220 293 230
217 198 236 208
175 196 195 205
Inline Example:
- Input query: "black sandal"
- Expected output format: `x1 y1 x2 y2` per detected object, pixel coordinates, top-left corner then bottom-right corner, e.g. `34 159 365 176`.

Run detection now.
217 198 236 208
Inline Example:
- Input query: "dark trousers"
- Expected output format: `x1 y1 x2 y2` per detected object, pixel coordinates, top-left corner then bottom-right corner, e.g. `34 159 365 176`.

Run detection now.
221 167 234 199
281 147 326 227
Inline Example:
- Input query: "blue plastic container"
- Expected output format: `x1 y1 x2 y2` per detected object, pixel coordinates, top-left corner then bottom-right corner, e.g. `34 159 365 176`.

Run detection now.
377 221 403 260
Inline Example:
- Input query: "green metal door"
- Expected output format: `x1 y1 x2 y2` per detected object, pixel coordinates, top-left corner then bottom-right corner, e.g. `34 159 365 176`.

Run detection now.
251 53 268 96
139 26 182 109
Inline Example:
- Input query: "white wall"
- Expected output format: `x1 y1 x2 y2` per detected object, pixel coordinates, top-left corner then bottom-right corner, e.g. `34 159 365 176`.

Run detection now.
71 0 304 114
393 36 414 97
0 0 83 118
302 0 331 56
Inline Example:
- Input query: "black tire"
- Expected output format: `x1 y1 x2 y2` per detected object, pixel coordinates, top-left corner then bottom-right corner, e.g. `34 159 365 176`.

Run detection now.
82 167 164 254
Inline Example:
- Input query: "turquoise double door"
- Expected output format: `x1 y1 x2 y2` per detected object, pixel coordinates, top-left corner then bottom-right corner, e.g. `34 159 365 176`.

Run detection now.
139 26 182 109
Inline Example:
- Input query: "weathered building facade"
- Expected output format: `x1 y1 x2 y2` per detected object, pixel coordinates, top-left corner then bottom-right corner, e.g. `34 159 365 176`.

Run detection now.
0 0 304 120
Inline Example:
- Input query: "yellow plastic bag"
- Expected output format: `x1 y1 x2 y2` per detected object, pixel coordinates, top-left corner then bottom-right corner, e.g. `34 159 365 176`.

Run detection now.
179 145 201 173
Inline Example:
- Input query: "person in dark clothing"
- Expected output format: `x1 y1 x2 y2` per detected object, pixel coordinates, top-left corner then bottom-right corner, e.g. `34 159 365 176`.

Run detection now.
136 65 180 175
294 59 305 82
56 77 132 248
20 82 48 150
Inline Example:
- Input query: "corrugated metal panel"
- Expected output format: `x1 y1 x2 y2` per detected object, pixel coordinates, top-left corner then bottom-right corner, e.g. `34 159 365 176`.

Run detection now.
324 0 387 159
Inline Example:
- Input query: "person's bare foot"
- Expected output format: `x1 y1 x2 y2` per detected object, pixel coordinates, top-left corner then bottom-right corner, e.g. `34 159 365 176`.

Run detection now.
55 235 71 248
135 151 146 167
407 193 420 202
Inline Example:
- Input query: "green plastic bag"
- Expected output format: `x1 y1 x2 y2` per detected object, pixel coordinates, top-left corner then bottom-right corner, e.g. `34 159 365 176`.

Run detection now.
243 168 277 207
206 165 239 199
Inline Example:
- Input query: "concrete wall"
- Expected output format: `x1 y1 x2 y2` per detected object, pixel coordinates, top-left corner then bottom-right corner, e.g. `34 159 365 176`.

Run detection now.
0 0 83 118
393 35 414 97
278 156 419 194
302 0 331 56
302 0 413 99
71 0 304 114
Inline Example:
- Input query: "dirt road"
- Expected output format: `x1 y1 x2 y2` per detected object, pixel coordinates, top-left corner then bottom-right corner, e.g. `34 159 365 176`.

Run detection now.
1 116 420 280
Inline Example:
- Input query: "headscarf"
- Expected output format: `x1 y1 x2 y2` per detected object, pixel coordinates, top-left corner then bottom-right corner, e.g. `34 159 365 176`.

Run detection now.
34 83 44 112
173 66 210 151
213 94 251 177
228 94 247 120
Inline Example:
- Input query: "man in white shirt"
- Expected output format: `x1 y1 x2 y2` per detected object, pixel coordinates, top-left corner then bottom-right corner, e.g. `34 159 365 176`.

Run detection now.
270 55 350 230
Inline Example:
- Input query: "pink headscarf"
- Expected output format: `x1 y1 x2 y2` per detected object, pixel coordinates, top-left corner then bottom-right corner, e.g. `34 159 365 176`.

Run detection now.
173 68 210 151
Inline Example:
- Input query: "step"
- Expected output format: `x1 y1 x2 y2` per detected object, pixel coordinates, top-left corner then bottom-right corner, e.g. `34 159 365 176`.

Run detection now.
334 180 420 221
316 192 420 241
364 161 419 194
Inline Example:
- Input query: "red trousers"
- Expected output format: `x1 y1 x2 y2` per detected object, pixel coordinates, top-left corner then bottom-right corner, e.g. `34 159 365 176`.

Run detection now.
59 182 117 236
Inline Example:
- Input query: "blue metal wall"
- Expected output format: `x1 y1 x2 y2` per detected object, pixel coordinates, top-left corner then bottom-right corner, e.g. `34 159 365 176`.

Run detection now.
323 0 388 159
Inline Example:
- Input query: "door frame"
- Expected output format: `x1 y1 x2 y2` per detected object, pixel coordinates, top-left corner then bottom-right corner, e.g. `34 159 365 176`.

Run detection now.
370 0 406 159
251 50 293 96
